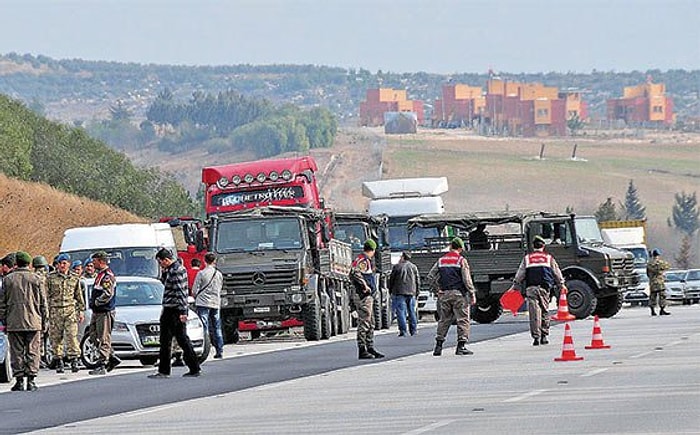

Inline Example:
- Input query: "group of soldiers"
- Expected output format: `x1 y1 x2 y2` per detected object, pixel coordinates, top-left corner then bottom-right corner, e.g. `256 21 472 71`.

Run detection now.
0 250 119 392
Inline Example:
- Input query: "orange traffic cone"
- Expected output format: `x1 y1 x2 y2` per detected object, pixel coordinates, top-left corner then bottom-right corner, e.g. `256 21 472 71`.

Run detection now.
551 287 576 321
554 323 584 361
585 315 611 349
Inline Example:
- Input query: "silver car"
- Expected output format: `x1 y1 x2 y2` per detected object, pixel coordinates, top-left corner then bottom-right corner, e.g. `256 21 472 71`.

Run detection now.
624 271 649 306
80 276 210 368
664 270 686 303
682 269 700 305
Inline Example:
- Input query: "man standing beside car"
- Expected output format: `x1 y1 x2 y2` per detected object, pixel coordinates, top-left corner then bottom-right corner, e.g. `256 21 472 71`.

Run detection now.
0 251 48 391
46 253 85 374
149 248 201 379
88 251 121 375
193 253 224 359
647 248 671 316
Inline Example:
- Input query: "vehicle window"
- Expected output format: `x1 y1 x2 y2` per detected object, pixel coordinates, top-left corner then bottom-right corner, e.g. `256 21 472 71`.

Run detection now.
216 218 302 252
685 270 700 281
335 223 367 250
664 272 684 282
64 248 159 278
574 218 604 243
88 281 163 307
388 224 439 251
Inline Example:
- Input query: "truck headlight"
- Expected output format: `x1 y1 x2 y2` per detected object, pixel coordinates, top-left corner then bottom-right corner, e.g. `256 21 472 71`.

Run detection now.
291 294 303 303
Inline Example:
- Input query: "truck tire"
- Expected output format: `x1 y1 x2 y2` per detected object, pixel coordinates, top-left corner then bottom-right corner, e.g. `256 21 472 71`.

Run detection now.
321 296 333 340
337 283 351 335
381 293 392 329
373 295 382 330
222 315 240 344
566 279 597 319
471 298 503 324
0 346 11 383
80 332 100 370
302 297 322 341
594 292 623 318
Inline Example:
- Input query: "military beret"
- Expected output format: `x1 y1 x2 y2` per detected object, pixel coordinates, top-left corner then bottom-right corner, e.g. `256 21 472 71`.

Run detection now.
83 258 94 265
15 251 33 267
56 253 71 263
451 237 465 250
363 239 377 251
71 260 82 269
651 248 662 257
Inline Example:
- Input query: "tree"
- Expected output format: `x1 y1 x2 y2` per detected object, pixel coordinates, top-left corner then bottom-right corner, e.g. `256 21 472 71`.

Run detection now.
668 191 699 237
673 234 694 269
109 100 131 123
567 114 584 136
595 197 620 222
623 179 646 219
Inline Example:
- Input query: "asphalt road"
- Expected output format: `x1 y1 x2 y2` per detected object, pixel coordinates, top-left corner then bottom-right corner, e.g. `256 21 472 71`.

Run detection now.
0 317 531 433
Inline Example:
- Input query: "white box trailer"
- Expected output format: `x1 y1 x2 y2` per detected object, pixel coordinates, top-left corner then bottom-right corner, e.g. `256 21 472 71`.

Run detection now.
60 223 176 279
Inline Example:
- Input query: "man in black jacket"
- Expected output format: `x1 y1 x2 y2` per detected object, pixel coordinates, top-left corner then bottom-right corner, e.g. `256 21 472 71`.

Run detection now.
148 248 201 379
388 252 420 337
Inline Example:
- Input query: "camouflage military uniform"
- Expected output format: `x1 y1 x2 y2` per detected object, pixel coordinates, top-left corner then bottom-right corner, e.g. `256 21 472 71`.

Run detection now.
46 270 85 363
647 257 670 311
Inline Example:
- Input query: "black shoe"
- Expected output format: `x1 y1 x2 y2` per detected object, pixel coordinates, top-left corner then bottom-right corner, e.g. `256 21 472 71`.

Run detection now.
213 353 223 359
455 342 473 355
540 337 549 345
433 340 443 356
88 366 106 376
10 377 25 392
358 345 374 360
368 347 385 358
147 372 170 379
70 359 80 373
106 355 122 372
26 376 38 392
55 359 65 374
398 331 406 337
533 338 540 346
182 371 202 378
650 307 657 316
660 309 671 316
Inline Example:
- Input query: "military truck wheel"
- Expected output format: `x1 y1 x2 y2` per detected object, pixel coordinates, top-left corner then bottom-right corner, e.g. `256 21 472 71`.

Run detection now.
373 295 382 330
222 315 240 344
381 293 392 329
321 296 333 340
0 346 11 383
302 298 322 341
566 280 597 319
139 356 158 366
337 284 351 335
80 333 100 370
471 299 503 324
594 292 623 318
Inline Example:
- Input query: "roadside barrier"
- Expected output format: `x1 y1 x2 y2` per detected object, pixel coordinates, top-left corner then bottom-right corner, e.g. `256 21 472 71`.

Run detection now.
554 323 584 361
584 315 611 349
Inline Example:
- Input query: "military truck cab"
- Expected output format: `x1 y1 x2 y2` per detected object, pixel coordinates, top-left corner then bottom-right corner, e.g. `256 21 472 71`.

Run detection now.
408 212 637 323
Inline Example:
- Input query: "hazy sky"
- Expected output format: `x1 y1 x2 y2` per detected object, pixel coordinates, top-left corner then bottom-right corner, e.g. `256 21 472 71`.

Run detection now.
2 0 698 73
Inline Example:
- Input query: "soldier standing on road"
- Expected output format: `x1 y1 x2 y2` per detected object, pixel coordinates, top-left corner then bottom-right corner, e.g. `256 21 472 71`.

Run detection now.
193 253 224 359
88 251 121 375
427 237 476 356
148 248 201 379
513 235 566 346
350 239 385 360
46 253 85 373
388 251 420 337
0 251 48 391
647 248 671 316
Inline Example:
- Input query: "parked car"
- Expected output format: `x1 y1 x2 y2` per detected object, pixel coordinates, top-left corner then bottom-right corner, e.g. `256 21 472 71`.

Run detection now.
0 328 11 383
682 269 700 305
624 272 649 306
664 270 686 303
80 276 210 368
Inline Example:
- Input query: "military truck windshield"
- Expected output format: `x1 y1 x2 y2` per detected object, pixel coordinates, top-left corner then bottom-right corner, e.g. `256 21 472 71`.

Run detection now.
335 223 367 250
216 218 303 253
388 222 439 251
62 248 159 278
574 217 604 244
626 247 649 267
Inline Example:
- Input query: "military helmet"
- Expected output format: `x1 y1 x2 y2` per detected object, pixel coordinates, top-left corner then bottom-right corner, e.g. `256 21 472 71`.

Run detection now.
32 255 49 268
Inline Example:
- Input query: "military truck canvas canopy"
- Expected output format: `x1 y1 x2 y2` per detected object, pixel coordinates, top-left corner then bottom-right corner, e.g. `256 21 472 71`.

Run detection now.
407 211 565 231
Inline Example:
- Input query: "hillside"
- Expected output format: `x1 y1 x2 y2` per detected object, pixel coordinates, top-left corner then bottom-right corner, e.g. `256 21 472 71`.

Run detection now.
0 173 145 259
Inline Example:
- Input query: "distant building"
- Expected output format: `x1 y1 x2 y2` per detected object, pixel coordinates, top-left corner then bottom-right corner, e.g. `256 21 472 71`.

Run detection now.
433 84 485 128
359 88 424 127
483 79 587 137
606 81 674 126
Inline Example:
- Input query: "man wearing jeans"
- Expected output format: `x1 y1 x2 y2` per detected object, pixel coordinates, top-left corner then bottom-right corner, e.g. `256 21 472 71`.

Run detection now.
193 253 224 359
388 252 420 337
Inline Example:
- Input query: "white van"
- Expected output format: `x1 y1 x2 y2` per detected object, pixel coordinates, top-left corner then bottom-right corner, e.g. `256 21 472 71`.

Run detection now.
59 223 176 279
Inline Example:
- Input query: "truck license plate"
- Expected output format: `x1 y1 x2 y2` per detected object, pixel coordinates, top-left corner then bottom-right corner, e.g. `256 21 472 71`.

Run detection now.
253 307 271 313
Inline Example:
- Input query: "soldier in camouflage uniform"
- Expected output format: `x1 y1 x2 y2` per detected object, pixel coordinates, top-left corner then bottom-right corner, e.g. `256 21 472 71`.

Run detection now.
647 248 671 316
46 253 85 373
349 240 384 360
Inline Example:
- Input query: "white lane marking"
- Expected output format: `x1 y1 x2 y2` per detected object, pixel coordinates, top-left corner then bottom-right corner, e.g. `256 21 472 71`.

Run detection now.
402 419 458 435
502 389 547 403
630 351 653 359
581 368 609 377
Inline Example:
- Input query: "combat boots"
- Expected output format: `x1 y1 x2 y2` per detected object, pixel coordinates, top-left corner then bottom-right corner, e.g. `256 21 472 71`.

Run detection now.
650 307 657 316
70 358 80 373
358 345 374 360
26 376 38 391
10 376 25 392
433 339 444 356
660 308 671 316
367 347 384 358
455 341 473 356
55 358 65 374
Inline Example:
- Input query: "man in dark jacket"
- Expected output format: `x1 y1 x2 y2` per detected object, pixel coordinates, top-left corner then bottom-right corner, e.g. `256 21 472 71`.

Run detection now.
148 248 201 378
87 251 121 375
0 251 48 391
388 252 420 337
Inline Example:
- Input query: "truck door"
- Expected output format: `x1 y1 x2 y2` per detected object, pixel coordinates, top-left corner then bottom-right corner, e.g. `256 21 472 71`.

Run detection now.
530 219 576 264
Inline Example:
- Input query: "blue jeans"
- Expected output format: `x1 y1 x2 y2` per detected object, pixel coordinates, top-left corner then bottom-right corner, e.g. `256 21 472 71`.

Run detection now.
392 295 417 335
196 307 224 356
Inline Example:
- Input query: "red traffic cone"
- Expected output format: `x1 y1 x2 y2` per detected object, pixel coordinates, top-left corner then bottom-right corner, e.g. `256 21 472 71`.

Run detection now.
551 287 576 321
585 315 611 349
554 323 584 361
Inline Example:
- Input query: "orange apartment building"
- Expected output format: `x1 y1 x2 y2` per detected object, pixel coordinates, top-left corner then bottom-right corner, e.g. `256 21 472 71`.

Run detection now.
433 84 486 127
607 81 674 126
359 88 425 127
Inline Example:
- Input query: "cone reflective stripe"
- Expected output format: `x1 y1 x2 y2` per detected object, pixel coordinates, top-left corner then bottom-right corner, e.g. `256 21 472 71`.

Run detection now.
554 323 584 361
551 286 576 321
585 315 611 349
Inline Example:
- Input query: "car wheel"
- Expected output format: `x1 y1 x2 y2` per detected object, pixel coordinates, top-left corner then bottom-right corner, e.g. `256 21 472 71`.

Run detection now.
139 356 158 366
80 333 100 369
197 332 211 364
0 347 11 383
